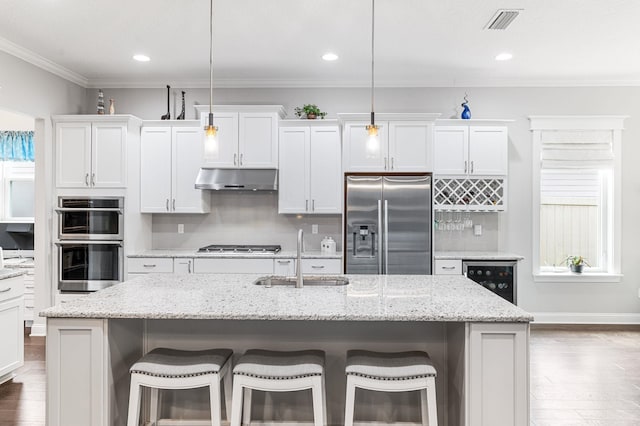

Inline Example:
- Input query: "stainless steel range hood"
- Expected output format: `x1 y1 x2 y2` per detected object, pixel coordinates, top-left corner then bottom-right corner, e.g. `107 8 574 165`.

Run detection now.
195 168 278 191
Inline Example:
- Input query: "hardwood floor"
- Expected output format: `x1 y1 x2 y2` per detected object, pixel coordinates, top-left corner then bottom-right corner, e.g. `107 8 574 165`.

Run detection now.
1 326 639 425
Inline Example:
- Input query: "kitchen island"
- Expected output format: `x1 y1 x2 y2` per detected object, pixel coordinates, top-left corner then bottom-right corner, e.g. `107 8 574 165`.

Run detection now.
42 274 533 426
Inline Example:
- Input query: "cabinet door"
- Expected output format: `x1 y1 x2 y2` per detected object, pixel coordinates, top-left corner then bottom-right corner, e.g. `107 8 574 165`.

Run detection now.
274 258 295 276
173 258 194 274
172 127 210 213
55 122 91 188
0 297 24 378
469 126 508 175
92 123 127 187
388 121 432 172
300 258 342 274
239 112 278 168
278 127 309 214
309 127 342 213
433 126 468 175
343 122 388 172
193 258 274 274
140 127 172 213
202 112 238 168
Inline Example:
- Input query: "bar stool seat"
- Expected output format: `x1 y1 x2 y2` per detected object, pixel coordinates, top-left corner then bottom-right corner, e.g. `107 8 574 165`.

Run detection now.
127 348 233 426
344 350 438 426
231 349 327 426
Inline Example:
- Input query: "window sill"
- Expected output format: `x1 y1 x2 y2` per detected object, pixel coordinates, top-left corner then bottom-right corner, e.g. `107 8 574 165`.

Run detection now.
533 272 623 283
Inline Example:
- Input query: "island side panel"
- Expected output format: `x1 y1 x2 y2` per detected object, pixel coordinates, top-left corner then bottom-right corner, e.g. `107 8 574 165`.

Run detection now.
468 322 530 426
446 322 467 426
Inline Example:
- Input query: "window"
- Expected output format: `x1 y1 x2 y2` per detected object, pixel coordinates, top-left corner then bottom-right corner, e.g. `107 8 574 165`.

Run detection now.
530 116 624 281
0 161 35 221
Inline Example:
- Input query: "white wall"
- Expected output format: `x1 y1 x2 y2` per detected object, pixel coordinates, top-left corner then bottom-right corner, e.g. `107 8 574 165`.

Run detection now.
92 86 640 320
0 50 86 335
0 109 34 130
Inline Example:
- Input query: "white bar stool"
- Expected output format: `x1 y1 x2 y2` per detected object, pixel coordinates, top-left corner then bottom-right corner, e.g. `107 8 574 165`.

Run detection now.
230 349 327 426
344 350 438 426
126 348 233 426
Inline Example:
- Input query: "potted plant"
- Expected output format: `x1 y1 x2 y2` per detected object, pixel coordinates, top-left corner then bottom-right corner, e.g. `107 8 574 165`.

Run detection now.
565 255 590 273
294 104 327 120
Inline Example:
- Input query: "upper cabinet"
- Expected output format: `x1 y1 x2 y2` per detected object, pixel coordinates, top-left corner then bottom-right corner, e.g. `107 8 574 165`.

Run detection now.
196 105 285 169
54 115 141 189
339 113 439 173
434 124 508 176
140 122 209 214
278 121 342 214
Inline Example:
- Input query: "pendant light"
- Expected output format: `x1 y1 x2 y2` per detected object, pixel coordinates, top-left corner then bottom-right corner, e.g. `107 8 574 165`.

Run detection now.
203 0 219 161
365 0 380 159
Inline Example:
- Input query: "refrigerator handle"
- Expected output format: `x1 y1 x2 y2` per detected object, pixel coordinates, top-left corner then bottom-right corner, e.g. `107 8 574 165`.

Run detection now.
352 232 357 256
377 199 383 274
384 200 389 274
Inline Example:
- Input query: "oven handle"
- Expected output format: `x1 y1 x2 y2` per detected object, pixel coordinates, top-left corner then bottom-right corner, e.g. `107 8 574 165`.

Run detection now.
55 241 124 247
55 208 123 214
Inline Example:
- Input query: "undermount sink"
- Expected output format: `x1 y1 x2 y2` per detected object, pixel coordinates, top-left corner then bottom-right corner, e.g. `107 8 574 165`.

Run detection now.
254 275 349 288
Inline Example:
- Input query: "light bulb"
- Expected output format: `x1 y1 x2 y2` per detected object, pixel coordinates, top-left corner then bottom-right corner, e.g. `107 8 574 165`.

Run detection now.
365 124 380 159
204 125 219 161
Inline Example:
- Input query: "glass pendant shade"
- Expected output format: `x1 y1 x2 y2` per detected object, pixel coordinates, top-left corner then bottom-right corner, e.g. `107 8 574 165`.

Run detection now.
365 124 380 159
204 113 219 161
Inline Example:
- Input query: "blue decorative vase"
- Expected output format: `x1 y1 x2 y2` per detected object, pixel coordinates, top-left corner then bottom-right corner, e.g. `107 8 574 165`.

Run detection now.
461 103 471 120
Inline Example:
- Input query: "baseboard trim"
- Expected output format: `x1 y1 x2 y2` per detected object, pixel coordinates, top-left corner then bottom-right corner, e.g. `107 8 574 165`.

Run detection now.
29 323 46 337
156 421 420 426
532 312 640 325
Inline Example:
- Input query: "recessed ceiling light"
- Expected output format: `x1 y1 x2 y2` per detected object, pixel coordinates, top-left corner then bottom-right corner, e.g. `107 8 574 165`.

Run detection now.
495 52 513 61
133 54 150 62
322 52 339 61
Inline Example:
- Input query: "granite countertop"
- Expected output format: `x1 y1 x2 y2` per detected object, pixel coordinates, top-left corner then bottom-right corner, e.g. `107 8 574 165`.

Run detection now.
0 268 28 280
41 273 533 322
434 251 524 261
128 250 342 260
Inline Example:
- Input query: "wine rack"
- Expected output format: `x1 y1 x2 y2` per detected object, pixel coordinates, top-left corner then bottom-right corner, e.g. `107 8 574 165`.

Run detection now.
434 177 506 212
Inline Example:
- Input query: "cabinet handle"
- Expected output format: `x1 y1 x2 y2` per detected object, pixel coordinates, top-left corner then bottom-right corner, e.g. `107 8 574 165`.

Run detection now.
0 287 11 293
312 199 315 211
91 173 96 186
142 264 156 268
464 161 468 173
311 265 325 269
85 173 89 186
166 199 169 211
172 199 176 211
441 266 456 270
278 260 291 264
234 153 237 166
306 200 309 211
391 157 395 170
188 260 192 274
384 157 388 170
240 153 244 165
470 161 474 174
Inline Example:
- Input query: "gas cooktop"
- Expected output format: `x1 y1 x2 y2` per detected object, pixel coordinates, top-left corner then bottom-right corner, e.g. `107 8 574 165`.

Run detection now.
197 244 282 254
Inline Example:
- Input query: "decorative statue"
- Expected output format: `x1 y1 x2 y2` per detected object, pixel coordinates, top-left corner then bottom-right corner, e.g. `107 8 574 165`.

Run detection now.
97 89 105 115
161 85 171 120
176 91 186 120
109 99 115 115
461 93 471 119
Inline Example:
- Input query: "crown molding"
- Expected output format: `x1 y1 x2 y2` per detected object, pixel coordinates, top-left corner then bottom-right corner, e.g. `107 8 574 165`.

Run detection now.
0 36 89 87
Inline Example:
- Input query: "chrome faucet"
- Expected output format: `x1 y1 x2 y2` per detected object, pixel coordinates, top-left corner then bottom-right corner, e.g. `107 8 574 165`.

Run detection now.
296 229 304 288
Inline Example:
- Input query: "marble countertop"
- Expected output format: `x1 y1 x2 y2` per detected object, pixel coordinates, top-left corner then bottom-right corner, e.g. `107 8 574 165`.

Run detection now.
434 251 524 261
41 273 533 322
3 258 35 269
0 268 27 280
128 250 342 260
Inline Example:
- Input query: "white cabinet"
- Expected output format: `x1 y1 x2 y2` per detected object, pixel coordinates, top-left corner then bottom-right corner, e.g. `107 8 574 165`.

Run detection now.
127 257 174 274
197 106 285 169
274 258 295 276
0 276 24 384
300 258 342 275
343 120 434 172
278 124 342 214
140 123 210 213
434 125 508 176
174 258 194 274
23 267 35 324
193 258 274 274
434 259 462 275
54 117 133 188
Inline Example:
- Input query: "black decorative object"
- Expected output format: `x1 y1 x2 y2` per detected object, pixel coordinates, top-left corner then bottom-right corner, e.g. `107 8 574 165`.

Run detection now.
176 91 186 120
97 89 105 115
461 93 471 119
161 85 171 120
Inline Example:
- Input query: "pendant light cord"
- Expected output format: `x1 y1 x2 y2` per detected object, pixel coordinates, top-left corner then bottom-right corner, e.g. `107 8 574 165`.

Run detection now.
370 0 375 123
209 0 214 117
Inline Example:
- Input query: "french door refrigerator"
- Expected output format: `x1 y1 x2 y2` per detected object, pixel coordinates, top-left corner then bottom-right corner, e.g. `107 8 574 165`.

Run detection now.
344 174 433 274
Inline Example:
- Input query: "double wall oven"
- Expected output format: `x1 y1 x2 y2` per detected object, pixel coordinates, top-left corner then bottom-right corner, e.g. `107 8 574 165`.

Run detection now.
56 197 124 292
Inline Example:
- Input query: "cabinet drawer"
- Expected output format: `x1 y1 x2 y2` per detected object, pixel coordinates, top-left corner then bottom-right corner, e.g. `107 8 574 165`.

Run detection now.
274 258 295 276
193 258 274 274
301 258 342 274
434 259 462 275
128 258 174 273
0 277 24 302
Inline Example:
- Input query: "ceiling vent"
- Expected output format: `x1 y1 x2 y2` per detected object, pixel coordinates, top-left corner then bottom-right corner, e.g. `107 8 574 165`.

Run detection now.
485 9 522 30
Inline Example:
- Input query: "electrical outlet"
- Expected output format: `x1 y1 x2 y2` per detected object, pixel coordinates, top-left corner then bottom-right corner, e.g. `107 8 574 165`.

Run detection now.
178 224 184 234
312 224 318 234
473 224 482 236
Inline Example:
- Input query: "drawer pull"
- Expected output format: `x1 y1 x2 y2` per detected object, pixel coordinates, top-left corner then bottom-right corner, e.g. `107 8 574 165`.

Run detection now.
441 266 456 270
277 260 291 264
143 264 157 268
0 287 11 293
311 265 325 269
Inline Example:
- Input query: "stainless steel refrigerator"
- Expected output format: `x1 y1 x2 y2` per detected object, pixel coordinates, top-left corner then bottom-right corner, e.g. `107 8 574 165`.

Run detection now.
344 174 433 275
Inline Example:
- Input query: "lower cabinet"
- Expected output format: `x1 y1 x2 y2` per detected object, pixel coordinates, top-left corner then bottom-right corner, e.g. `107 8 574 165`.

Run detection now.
274 258 295 275
434 259 462 275
0 276 24 384
193 258 274 274
300 258 341 274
